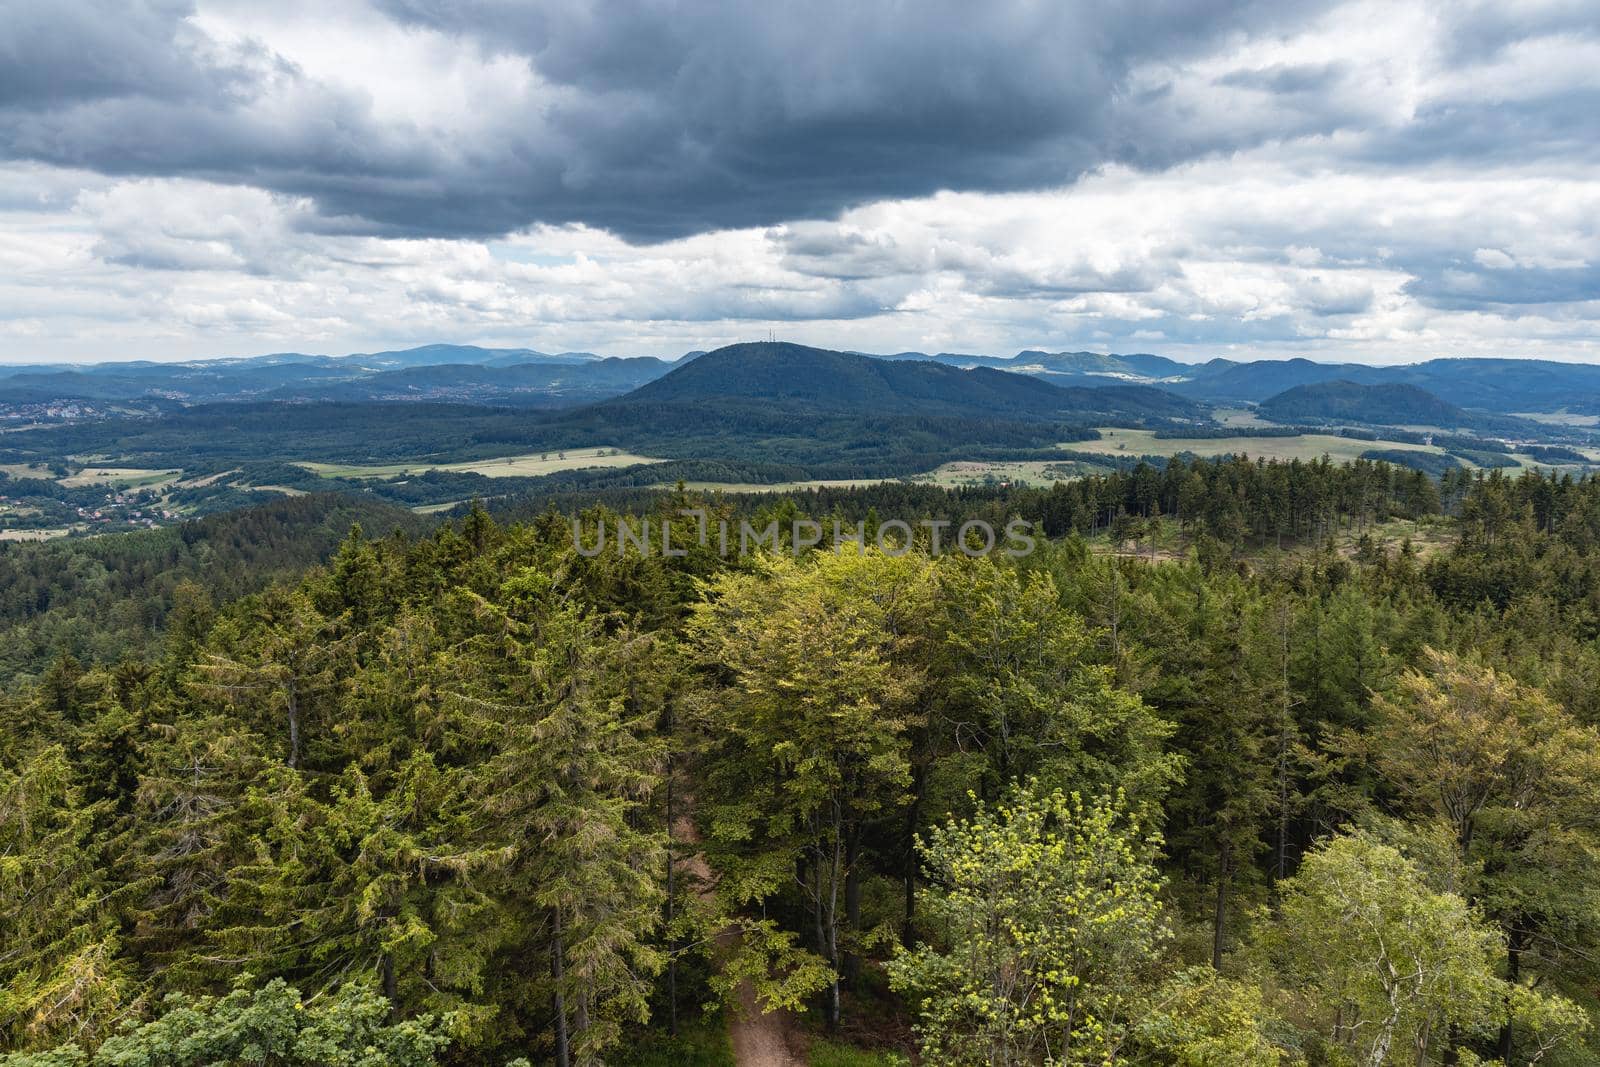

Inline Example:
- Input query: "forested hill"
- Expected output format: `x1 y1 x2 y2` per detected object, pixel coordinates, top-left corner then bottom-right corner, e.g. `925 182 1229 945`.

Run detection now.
262 356 672 406
0 344 671 407
612 341 1202 419
5 464 1600 1065
1258 380 1469 426
0 494 422 686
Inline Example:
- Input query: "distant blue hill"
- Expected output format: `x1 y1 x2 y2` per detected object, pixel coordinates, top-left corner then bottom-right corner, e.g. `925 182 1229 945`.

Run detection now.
862 350 1600 414
7 341 1600 418
0 345 675 407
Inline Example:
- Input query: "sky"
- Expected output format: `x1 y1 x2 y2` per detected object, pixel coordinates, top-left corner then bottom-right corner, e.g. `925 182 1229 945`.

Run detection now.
0 0 1597 365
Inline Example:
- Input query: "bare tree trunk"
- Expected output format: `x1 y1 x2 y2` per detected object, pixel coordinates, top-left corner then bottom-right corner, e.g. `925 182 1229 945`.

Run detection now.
811 850 827 961
844 846 861 984
826 829 843 1030
575 992 590 1059
1276 608 1293 882
664 756 678 1035
285 679 301 769
552 909 570 1067
381 952 397 1021
903 766 925 946
1212 840 1230 969
1498 925 1525 1062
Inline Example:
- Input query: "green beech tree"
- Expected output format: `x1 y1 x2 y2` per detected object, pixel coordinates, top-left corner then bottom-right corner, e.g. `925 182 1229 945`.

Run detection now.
887 784 1168 1067
1362 650 1600 1061
1264 832 1587 1067
1134 967 1287 1066
935 558 1177 805
690 549 934 1029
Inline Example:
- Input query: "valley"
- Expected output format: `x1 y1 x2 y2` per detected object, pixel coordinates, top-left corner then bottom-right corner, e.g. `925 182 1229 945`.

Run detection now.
7 342 1600 535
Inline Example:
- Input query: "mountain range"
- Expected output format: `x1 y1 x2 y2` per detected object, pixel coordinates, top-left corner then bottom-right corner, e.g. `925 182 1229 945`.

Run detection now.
0 345 672 408
876 350 1600 414
4 341 1598 535
8 342 1600 417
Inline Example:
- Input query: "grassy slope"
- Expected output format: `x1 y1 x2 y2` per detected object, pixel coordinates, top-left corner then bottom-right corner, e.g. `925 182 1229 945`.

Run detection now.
298 446 663 480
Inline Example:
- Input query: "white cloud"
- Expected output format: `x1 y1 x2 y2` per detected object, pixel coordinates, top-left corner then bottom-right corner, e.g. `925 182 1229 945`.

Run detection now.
1 0 1597 364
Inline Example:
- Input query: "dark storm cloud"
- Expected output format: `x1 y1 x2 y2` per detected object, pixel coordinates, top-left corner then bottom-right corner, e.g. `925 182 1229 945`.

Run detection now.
1216 62 1350 95
0 0 1355 242
1436 0 1600 62
0 0 236 107
1359 89 1600 168
1405 262 1600 311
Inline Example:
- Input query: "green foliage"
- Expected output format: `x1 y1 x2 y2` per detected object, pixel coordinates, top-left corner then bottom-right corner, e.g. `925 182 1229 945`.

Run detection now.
608 1016 735 1067
1264 833 1506 1063
0 746 132 1049
1134 967 1289 1066
807 1039 910 1066
1356 650 1600 1061
0 495 421 686
5 462 1600 1065
0 979 451 1067
887 784 1168 1066
690 549 936 1027
1259 381 1469 428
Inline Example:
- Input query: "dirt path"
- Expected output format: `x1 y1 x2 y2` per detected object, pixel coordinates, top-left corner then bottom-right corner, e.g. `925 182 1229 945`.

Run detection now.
673 807 807 1067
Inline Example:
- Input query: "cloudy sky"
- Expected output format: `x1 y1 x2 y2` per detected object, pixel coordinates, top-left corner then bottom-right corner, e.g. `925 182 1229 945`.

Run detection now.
1 0 1597 365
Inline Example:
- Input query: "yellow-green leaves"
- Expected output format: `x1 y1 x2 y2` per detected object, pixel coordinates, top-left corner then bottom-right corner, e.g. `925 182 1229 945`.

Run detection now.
887 783 1167 1067
1262 831 1588 1066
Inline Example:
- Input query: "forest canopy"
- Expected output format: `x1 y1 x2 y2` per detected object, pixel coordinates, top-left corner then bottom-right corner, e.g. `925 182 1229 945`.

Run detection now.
4 460 1600 1065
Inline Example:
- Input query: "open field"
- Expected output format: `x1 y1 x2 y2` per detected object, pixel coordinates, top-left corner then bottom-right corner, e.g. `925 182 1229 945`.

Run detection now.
170 469 240 489
0 527 75 541
1214 408 1276 429
58 467 182 488
1075 427 1444 464
0 462 53 479
297 446 663 480
1514 411 1600 427
666 477 897 493
911 459 1112 488
1508 449 1600 468
1089 515 1457 565
1075 428 1600 473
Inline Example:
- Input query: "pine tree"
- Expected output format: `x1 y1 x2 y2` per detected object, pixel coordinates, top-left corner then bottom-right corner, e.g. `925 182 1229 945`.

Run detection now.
444 578 667 1066
187 589 347 771
0 747 133 1050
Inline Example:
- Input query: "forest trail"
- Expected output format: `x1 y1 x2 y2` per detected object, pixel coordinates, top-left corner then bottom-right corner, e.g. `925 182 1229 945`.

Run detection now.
673 805 807 1067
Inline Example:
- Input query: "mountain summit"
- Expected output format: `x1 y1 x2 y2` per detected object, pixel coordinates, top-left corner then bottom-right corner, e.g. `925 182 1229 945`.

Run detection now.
612 341 1199 420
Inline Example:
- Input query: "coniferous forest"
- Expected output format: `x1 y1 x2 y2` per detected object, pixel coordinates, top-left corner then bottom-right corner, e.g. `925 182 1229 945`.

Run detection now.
3 459 1600 1066
9 0 1600 1062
